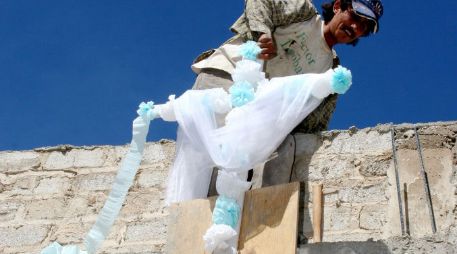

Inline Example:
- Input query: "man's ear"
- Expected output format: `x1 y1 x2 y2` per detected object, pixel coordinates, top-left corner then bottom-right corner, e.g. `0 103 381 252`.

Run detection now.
333 0 342 13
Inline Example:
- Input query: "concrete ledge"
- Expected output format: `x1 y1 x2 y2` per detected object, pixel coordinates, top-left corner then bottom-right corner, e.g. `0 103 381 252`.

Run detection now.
298 241 390 254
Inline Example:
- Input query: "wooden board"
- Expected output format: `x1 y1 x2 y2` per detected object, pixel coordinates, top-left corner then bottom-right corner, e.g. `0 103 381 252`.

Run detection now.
166 182 300 254
238 182 300 254
166 197 216 254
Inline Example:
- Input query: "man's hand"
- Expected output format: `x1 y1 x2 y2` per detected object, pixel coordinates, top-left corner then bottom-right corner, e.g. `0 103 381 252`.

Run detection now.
257 34 277 60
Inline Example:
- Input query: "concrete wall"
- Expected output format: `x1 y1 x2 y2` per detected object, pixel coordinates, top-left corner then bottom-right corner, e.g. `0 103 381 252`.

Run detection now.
0 141 175 254
0 121 456 253
294 122 457 246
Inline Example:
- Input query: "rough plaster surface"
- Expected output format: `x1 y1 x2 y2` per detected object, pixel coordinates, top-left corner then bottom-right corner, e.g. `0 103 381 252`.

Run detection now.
293 121 457 253
0 121 456 253
0 141 174 254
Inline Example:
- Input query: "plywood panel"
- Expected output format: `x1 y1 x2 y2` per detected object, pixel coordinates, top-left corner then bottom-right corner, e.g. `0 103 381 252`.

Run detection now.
166 197 216 254
238 182 300 254
166 182 300 253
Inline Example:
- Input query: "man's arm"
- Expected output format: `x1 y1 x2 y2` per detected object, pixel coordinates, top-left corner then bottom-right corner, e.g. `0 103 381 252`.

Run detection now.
231 0 318 40
231 0 318 59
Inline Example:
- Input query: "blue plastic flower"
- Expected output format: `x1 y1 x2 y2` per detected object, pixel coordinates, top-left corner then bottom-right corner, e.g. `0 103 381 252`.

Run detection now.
331 66 352 94
136 101 156 120
229 81 255 107
212 195 241 229
240 41 261 61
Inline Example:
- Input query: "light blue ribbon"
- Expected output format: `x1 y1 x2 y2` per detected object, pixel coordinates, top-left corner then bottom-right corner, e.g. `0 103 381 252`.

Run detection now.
42 102 155 254
212 195 241 229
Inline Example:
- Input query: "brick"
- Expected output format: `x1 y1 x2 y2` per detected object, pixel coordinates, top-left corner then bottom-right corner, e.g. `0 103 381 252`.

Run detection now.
102 147 124 167
110 144 170 167
73 149 106 168
326 206 361 231
447 225 457 245
295 154 356 181
142 144 167 164
359 205 387 231
317 130 391 155
300 185 340 204
0 225 49 247
136 168 168 189
105 142 175 167
358 155 391 177
323 191 339 203
4 175 39 196
52 222 120 244
142 143 176 166
65 196 90 217
0 151 40 173
125 219 167 242
121 190 163 217
34 176 72 195
43 151 74 170
25 198 66 220
75 172 116 191
100 243 165 254
0 201 22 221
114 146 129 161
302 206 360 236
86 192 108 215
338 182 388 203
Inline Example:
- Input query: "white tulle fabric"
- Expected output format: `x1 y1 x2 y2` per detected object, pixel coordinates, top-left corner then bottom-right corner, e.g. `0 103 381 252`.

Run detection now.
216 170 252 201
231 59 265 86
166 65 335 204
40 48 345 254
203 224 238 254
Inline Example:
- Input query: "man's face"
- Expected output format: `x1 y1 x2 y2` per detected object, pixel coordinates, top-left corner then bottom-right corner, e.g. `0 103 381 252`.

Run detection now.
329 2 371 44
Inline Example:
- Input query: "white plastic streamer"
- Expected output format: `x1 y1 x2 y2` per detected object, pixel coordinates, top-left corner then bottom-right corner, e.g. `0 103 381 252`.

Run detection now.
202 170 251 252
203 224 238 254
41 106 157 254
41 242 87 254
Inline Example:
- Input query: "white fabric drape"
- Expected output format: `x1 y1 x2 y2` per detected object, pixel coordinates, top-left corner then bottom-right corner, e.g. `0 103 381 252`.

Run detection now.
166 68 335 204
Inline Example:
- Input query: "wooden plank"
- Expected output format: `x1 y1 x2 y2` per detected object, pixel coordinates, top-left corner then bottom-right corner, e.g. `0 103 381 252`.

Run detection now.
166 197 216 254
166 182 300 253
312 183 323 243
238 182 300 254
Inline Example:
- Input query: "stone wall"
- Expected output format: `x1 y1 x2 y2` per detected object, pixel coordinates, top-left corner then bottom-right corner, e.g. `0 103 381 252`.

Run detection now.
0 121 456 253
293 122 457 252
0 141 175 254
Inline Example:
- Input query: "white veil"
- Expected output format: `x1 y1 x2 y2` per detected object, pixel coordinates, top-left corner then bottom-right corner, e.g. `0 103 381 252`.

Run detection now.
166 67 340 204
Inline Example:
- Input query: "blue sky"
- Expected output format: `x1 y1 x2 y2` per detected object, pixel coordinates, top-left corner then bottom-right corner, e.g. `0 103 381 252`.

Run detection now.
0 0 456 151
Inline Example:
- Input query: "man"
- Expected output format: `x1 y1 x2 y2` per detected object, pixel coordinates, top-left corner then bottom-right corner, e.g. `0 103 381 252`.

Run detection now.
191 0 384 193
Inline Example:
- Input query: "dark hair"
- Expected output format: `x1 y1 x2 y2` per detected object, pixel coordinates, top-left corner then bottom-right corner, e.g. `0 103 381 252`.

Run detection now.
321 0 374 46
321 0 353 22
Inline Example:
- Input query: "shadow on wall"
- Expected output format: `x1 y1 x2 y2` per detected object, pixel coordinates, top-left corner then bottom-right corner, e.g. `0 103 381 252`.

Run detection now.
290 132 323 244
298 241 391 254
